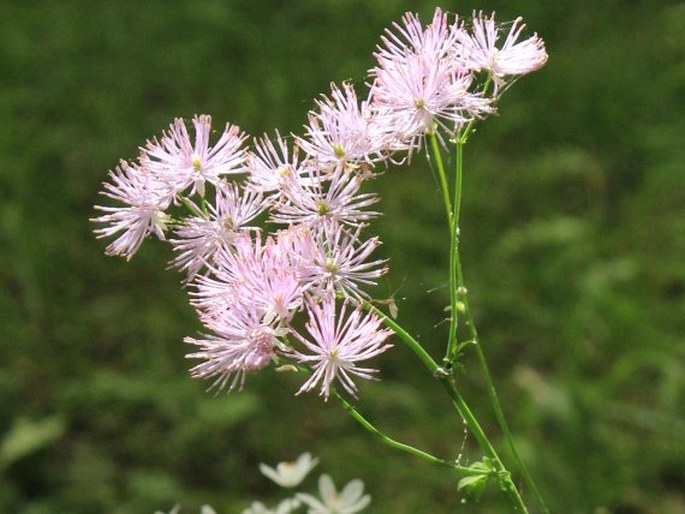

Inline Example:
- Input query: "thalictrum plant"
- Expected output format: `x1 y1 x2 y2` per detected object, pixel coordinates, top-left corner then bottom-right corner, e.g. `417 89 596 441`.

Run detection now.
94 8 548 512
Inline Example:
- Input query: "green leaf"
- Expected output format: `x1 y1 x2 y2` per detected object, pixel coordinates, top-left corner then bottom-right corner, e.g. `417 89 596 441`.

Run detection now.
457 460 492 501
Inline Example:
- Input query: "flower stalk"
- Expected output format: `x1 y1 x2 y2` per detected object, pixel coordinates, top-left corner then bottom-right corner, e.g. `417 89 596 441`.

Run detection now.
370 303 528 512
334 391 484 476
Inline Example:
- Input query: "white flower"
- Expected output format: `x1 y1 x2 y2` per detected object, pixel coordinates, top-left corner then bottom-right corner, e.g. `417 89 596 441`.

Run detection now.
259 452 319 488
297 474 371 514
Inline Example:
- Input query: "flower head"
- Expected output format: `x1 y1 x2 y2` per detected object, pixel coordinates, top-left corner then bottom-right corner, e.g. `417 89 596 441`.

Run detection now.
290 297 393 399
143 115 247 197
460 12 548 91
246 131 309 195
190 231 304 323
271 167 378 228
296 221 387 300
92 160 172 260
369 9 492 152
369 53 488 151
169 180 269 281
185 303 287 392
298 82 388 172
374 8 460 64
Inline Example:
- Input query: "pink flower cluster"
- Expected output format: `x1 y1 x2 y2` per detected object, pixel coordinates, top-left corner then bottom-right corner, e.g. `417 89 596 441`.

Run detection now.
93 9 547 399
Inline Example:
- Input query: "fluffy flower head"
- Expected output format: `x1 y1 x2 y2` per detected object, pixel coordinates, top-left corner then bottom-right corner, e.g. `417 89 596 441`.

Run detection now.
298 83 388 171
185 303 286 393
460 12 548 89
369 9 492 151
246 131 309 194
290 297 393 399
92 160 172 260
143 115 247 197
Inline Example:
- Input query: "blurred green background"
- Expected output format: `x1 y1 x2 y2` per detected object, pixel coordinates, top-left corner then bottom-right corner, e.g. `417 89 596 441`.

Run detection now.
2 0 684 512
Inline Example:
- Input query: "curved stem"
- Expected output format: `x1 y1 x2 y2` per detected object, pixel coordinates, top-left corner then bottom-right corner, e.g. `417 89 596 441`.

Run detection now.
366 302 438 375
368 303 529 512
334 391 481 475
446 118 547 512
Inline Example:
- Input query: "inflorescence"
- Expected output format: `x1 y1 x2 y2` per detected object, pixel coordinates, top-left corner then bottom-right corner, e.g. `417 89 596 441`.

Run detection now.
92 9 547 400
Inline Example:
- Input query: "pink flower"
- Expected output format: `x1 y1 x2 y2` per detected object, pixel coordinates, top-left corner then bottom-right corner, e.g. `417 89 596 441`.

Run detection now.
143 115 247 197
92 160 172 260
246 131 309 194
290 297 393 399
460 12 548 91
298 82 388 171
369 9 492 151
369 54 488 150
296 222 387 300
170 180 269 281
190 232 303 324
229 234 304 323
271 167 378 228
186 302 287 392
375 8 460 64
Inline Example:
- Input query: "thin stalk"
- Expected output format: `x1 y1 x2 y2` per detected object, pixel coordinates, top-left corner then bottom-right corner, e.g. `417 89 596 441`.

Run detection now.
453 139 464 243
458 282 549 514
436 377 529 513
366 302 438 375
444 138 464 364
427 132 461 367
428 132 453 233
178 194 204 218
334 391 483 476
447 116 547 511
369 303 529 512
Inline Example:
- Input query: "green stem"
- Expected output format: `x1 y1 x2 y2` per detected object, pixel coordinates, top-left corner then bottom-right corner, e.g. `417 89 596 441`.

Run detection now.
334 391 482 476
445 138 465 364
447 114 547 512
368 303 529 512
448 113 549 514
427 132 461 367
458 285 549 514
178 194 204 218
428 132 453 234
366 303 439 375
437 377 529 513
